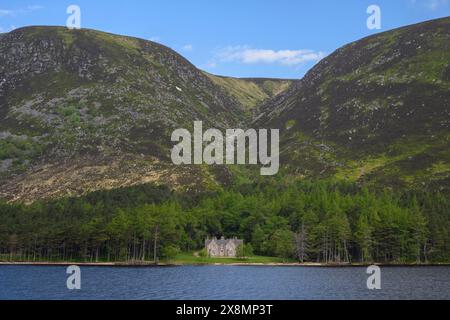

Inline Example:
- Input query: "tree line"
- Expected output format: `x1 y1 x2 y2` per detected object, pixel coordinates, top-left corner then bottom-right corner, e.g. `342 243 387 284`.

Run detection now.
0 179 448 263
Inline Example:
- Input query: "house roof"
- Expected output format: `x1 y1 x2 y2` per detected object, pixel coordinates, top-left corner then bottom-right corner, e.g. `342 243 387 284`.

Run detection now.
205 237 243 247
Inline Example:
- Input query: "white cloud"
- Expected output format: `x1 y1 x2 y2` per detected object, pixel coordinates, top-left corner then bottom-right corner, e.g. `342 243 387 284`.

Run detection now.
0 9 13 17
149 36 160 42
426 0 449 10
27 5 44 11
0 25 17 33
410 0 449 10
0 5 43 17
181 44 193 51
214 45 326 66
203 60 218 69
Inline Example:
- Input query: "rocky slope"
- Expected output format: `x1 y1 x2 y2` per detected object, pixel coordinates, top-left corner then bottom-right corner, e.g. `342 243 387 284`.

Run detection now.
1 17 449 202
0 26 291 202
205 73 293 114
255 17 450 191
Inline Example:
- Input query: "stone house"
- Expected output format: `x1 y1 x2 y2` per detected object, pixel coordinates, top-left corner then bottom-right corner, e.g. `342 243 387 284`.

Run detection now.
205 236 243 257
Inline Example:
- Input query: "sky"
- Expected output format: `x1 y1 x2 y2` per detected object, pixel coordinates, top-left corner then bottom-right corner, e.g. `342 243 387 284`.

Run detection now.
0 0 449 79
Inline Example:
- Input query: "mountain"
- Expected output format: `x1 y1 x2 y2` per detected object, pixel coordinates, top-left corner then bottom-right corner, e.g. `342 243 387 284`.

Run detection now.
1 17 449 203
255 17 450 191
0 26 290 202
204 73 293 114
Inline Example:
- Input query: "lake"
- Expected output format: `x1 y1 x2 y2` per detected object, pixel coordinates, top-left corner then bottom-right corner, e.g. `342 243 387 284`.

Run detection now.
0 265 449 300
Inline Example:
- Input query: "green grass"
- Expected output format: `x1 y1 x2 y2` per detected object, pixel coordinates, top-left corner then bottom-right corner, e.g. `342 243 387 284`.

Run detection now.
169 252 294 265
204 72 292 111
333 133 450 185
1 253 295 265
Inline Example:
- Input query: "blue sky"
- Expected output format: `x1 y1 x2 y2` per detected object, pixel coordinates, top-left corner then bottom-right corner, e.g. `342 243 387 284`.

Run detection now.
1 0 449 79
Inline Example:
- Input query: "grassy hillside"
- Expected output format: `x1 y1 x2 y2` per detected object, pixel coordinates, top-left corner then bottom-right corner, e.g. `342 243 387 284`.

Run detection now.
205 72 293 113
0 27 255 201
255 17 450 192
0 19 449 263
0 18 449 202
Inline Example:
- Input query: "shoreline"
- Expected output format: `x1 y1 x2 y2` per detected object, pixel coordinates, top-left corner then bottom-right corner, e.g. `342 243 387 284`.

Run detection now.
1 261 450 268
